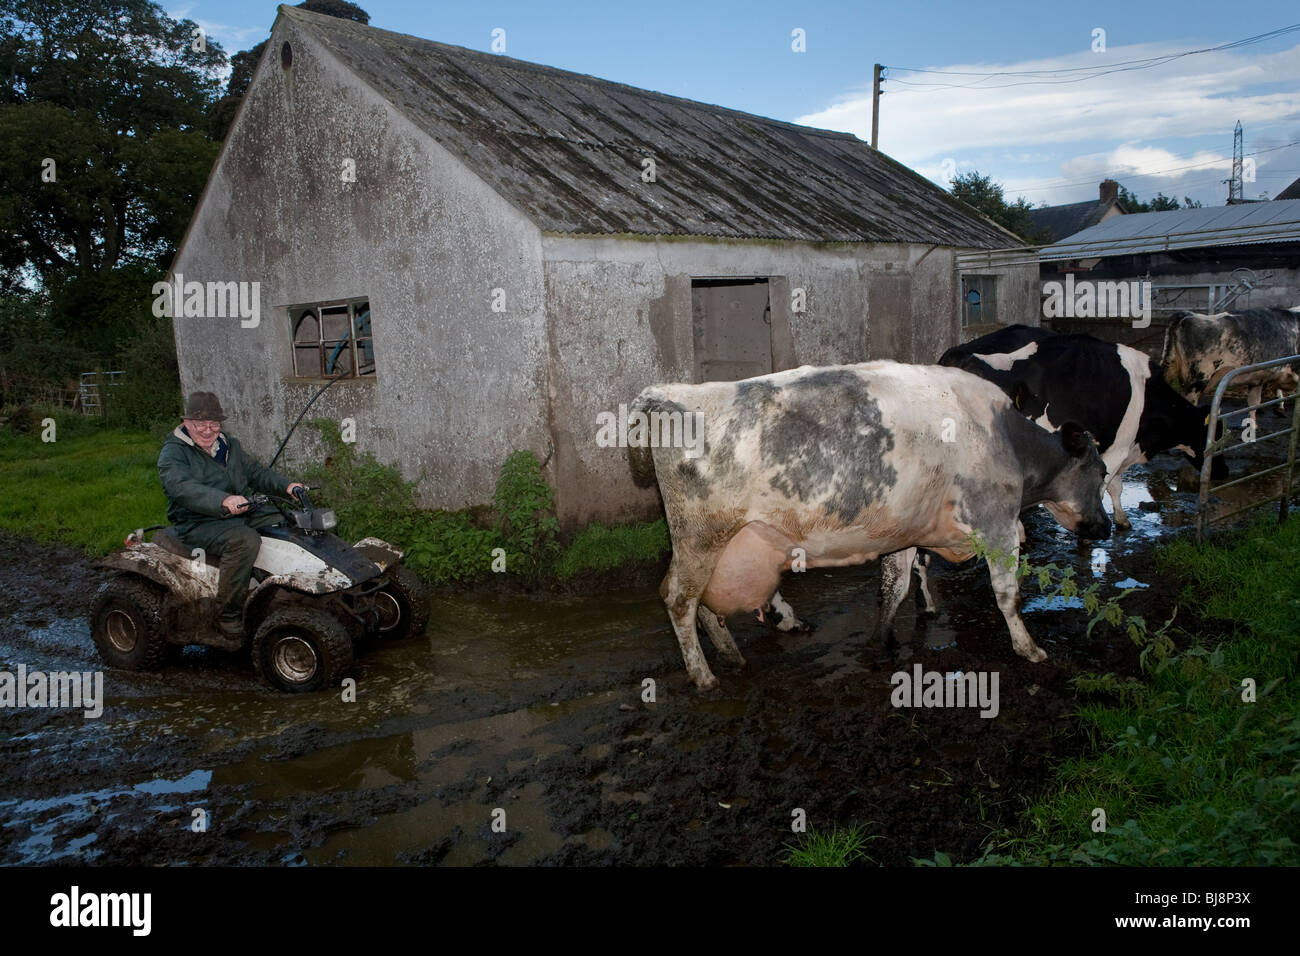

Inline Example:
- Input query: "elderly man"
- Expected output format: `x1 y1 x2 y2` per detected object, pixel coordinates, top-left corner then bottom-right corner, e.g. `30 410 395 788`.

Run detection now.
158 392 305 639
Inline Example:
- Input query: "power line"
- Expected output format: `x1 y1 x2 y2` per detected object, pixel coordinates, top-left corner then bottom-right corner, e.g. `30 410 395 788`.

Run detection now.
887 23 1300 92
1000 141 1300 193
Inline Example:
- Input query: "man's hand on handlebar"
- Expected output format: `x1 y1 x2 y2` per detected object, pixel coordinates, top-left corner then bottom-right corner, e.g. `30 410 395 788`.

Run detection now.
286 482 306 498
221 494 251 516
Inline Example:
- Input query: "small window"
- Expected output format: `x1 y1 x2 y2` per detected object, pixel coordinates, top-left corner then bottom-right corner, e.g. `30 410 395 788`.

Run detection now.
290 299 375 379
281 41 293 70
962 276 997 328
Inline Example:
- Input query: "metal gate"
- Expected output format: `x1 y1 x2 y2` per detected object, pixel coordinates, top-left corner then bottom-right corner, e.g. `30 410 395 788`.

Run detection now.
1196 354 1300 540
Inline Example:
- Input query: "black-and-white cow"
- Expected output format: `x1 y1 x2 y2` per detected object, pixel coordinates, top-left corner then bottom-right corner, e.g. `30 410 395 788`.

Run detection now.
1161 308 1300 426
630 361 1111 690
940 324 1228 529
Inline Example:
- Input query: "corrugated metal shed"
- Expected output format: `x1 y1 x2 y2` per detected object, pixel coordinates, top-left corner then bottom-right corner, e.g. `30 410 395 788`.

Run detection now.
281 5 1013 248
1039 200 1300 261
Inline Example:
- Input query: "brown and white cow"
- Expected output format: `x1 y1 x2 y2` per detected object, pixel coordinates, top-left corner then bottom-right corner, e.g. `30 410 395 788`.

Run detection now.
1162 308 1300 426
630 361 1112 690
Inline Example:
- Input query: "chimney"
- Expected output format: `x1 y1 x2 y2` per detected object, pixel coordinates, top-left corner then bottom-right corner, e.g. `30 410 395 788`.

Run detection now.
1100 179 1119 204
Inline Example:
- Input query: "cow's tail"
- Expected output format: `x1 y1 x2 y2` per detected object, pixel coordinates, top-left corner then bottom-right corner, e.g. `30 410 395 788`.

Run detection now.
628 388 662 487
1160 311 1192 389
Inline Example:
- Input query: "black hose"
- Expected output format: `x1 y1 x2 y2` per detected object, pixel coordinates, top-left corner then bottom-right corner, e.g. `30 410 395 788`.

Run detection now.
268 369 349 470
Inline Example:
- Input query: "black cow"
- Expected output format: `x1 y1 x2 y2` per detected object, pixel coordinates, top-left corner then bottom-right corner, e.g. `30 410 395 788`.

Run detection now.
940 324 1228 529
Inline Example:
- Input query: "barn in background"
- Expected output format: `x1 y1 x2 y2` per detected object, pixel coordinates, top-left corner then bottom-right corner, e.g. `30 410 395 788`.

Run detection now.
1036 200 1300 357
169 5 1031 526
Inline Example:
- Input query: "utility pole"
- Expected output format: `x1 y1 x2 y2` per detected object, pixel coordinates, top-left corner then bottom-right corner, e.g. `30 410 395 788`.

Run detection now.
871 64 883 149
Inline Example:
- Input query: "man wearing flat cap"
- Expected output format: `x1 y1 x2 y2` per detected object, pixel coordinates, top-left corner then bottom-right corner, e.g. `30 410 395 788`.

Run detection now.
158 392 305 639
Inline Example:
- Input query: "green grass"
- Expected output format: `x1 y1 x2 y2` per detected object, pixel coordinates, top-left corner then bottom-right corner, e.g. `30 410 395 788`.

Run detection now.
0 412 166 554
970 516 1300 866
784 826 880 866
0 413 673 586
554 519 670 579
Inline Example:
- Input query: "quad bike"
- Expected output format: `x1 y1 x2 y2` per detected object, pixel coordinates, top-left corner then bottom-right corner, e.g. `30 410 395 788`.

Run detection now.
90 487 430 692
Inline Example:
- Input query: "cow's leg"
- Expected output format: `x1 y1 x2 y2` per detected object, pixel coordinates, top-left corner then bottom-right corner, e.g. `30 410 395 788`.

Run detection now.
1247 384 1262 430
912 552 936 614
768 590 809 632
660 552 722 690
1017 519 1027 544
984 534 1046 662
873 547 918 644
1106 472 1131 530
697 607 745 669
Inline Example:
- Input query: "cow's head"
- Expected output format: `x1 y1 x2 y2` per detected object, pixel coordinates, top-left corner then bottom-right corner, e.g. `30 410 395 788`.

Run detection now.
1041 421 1113 540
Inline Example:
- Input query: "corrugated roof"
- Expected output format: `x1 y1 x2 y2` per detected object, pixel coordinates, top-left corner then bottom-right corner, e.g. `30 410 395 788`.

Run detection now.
279 6 1013 247
1277 176 1300 201
1027 198 1122 243
1039 200 1300 261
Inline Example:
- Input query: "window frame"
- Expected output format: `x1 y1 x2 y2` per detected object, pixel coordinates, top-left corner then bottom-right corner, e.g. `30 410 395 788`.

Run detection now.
289 297 375 380
961 275 998 329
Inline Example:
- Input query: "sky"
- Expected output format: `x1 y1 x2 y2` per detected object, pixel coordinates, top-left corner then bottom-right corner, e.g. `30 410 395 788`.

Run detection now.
171 0 1300 209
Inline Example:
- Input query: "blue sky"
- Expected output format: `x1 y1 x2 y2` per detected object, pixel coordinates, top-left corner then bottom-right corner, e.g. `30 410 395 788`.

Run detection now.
173 0 1300 208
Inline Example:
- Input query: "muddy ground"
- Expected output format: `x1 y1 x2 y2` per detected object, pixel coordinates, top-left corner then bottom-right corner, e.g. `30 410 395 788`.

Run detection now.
0 419 1289 867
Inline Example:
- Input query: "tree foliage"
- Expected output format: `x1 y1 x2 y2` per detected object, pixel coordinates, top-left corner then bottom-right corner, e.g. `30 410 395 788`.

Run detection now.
1116 184 1203 213
949 171 1052 244
0 0 226 284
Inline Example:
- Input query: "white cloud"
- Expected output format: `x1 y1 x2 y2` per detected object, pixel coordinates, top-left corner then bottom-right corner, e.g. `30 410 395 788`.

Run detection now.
797 40 1300 204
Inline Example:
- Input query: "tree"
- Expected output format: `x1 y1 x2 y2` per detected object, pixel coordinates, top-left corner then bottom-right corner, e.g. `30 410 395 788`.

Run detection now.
949 171 1051 244
0 0 226 285
1116 185 1202 213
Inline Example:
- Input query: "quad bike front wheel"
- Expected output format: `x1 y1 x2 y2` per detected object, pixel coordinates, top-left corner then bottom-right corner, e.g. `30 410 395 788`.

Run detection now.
252 607 353 693
374 565 430 640
90 575 171 670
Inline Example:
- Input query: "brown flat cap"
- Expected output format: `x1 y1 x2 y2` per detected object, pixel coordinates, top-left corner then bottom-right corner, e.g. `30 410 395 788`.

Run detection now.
183 391 227 421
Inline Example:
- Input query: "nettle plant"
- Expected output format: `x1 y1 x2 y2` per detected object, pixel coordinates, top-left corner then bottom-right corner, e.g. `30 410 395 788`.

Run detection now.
967 531 1176 672
493 450 560 583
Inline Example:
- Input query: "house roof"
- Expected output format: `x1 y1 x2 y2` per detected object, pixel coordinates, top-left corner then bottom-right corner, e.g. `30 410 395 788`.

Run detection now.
1277 176 1300 201
278 6 1014 248
1039 199 1300 261
1027 197 1121 243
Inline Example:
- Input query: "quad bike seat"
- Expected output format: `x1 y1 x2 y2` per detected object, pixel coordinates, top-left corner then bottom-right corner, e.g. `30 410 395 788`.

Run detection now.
153 527 221 567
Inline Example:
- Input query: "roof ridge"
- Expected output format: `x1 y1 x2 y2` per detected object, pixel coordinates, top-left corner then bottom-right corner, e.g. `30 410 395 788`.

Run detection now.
280 4 859 143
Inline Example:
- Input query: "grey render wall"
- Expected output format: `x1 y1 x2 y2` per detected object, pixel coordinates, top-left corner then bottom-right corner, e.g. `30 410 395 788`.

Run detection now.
170 16 550 510
539 235 975 525
958 261 1042 341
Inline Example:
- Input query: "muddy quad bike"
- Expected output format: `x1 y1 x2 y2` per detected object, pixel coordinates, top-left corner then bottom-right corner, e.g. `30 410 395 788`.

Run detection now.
90 488 430 693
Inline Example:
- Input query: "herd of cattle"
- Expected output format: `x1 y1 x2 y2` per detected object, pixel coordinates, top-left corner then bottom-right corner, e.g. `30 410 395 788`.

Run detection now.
631 306 1300 690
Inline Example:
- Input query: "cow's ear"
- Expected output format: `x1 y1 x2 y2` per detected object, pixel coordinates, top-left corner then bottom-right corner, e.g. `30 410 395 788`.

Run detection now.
1011 380 1035 410
1061 421 1091 456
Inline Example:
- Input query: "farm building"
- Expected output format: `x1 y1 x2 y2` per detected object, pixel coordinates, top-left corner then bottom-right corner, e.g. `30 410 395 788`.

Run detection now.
169 5 1032 526
1035 200 1300 353
1026 179 1127 243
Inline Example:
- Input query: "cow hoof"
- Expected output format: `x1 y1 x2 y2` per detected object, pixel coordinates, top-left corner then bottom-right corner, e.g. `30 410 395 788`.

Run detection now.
777 618 814 634
720 652 747 670
693 673 720 692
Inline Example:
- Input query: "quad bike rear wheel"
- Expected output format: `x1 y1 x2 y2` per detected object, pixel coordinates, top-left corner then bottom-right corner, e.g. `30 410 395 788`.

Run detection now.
252 606 352 693
90 575 170 670
375 565 430 640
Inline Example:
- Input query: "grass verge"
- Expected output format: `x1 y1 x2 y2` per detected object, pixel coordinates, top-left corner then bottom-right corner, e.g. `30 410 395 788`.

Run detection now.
968 516 1300 866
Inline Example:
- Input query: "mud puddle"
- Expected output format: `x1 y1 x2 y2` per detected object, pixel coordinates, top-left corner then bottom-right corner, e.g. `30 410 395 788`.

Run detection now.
0 424 1293 866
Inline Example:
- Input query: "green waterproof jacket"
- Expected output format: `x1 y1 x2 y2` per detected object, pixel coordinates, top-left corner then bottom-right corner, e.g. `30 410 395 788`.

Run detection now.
158 426 294 535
